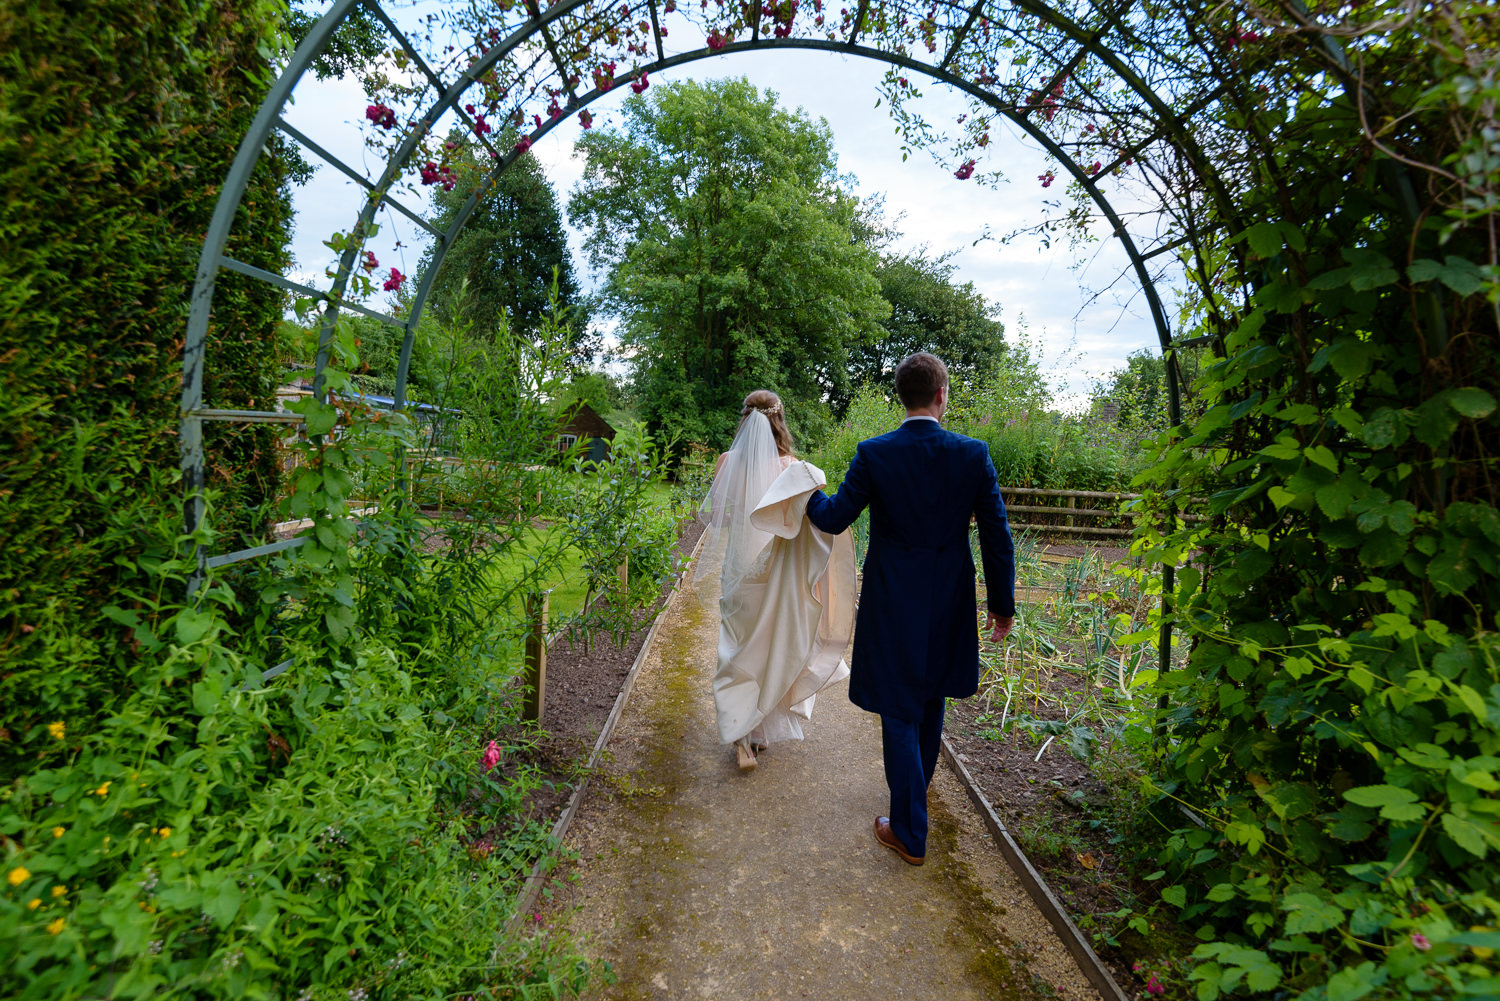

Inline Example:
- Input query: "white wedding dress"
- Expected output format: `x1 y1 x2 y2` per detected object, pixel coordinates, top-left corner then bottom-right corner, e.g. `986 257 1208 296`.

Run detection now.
697 414 856 746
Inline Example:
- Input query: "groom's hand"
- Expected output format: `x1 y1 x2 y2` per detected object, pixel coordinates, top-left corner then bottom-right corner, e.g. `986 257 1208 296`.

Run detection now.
986 612 1014 642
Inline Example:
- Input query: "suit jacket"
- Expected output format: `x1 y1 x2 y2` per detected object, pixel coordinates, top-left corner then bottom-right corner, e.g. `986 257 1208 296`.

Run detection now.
804 418 1014 721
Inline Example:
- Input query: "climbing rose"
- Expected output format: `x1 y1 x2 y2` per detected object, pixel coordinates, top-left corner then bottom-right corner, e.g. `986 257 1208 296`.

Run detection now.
383 268 405 292
361 251 378 272
953 159 976 180
1086 160 1101 175
473 113 492 135
1145 975 1165 995
1038 170 1056 188
419 161 441 185
707 29 728 49
631 71 649 94
514 136 532 154
365 103 396 129
1411 933 1432 951
482 740 502 771
579 109 594 129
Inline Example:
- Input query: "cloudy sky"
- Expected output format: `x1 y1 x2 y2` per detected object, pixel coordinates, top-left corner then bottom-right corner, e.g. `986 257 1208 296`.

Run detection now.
282 30 1180 410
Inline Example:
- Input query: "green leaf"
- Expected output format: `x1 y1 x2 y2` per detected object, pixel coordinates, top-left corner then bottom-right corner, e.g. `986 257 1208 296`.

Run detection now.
1343 248 1399 291
301 399 339 437
1343 784 1419 809
1441 812 1492 858
1243 222 1286 258
1429 540 1480 596
1415 394 1462 447
175 609 216 645
1304 444 1339 473
1360 408 1408 448
1326 961 1384 1001
1268 485 1298 509
1282 892 1344 934
1162 884 1187 908
1408 256 1485 296
1316 480 1356 518
1449 387 1497 419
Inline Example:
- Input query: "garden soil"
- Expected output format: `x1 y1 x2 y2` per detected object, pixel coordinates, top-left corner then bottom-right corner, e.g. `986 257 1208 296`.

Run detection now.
536 554 1103 1001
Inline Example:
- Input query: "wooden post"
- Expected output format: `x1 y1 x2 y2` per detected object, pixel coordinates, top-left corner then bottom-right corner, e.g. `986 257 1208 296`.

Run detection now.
617 552 629 592
522 590 549 723
1066 494 1076 530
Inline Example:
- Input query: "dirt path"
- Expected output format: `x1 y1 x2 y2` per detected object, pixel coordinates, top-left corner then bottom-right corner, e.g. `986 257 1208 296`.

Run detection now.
540 570 1103 1001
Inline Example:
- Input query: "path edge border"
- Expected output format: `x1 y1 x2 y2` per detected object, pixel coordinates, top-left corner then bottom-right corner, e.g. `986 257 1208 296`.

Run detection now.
941 737 1131 1001
506 527 708 931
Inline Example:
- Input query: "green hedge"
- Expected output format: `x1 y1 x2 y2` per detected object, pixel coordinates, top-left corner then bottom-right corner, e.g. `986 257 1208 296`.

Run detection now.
0 0 291 767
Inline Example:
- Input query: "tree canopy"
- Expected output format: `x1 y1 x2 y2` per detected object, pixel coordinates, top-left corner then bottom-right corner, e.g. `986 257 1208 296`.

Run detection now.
568 77 887 451
421 136 593 360
836 250 1006 415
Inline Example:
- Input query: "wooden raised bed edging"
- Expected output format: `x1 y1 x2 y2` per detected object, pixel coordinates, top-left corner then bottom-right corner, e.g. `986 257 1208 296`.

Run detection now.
506 528 708 931
941 738 1131 1001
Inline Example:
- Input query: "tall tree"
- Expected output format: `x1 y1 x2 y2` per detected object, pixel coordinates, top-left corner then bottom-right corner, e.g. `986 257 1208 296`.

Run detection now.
422 136 594 361
837 250 1005 415
569 77 887 450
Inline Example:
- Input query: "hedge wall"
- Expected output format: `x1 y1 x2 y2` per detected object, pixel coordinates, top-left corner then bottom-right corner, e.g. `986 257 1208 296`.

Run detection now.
0 0 292 770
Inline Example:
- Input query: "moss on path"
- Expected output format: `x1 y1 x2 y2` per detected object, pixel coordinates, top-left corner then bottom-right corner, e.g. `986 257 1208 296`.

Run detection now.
541 570 1101 1001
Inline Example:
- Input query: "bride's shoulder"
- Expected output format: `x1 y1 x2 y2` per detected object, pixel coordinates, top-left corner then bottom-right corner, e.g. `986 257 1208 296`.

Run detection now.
778 453 797 470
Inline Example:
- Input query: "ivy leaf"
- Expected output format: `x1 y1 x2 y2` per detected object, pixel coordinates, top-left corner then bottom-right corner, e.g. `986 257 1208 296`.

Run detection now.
1448 387 1497 419
1408 256 1485 296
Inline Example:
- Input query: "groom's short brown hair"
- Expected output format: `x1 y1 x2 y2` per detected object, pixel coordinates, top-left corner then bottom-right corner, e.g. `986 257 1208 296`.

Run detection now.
894 352 950 409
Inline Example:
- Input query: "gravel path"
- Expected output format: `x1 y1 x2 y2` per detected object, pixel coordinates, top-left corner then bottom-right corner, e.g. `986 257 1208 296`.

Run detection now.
540 567 1103 1001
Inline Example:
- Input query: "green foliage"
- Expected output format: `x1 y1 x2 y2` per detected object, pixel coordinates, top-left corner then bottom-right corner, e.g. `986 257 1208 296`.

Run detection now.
420 138 594 359
0 472 604 1000
569 77 888 453
0 0 292 771
1119 6 1500 997
836 250 1007 416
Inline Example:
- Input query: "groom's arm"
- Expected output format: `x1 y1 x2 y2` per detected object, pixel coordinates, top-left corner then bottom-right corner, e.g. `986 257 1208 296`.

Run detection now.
804 443 872 535
973 449 1016 620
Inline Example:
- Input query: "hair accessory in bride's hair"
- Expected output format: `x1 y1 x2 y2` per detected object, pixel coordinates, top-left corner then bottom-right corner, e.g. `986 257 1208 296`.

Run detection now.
755 402 782 417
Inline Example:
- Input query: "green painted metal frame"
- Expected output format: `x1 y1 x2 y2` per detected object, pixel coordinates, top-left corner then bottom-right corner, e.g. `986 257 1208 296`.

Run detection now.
183 0 1236 680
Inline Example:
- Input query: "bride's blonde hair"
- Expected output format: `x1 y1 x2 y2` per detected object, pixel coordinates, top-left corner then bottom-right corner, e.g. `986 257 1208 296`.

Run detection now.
740 389 793 457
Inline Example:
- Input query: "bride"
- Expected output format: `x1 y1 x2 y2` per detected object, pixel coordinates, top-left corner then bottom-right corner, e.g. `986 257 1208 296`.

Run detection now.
697 390 857 771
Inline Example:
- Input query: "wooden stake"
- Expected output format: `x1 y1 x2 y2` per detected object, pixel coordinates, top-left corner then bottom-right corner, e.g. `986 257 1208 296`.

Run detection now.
522 590 549 723
617 552 629 592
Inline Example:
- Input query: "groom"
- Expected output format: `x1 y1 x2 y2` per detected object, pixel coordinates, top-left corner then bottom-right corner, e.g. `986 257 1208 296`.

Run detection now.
804 352 1015 866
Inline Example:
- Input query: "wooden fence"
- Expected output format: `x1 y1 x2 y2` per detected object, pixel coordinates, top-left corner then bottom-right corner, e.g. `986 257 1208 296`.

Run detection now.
1001 486 1204 541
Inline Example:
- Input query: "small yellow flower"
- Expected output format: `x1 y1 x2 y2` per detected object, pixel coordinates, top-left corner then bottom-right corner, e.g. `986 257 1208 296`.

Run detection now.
158 827 172 839
94 782 111 796
7 867 29 886
51 885 66 898
52 827 65 839
46 918 64 935
27 899 40 910
47 722 65 740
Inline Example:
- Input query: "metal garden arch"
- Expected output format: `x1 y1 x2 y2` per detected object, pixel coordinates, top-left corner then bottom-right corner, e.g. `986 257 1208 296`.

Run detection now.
182 0 1247 675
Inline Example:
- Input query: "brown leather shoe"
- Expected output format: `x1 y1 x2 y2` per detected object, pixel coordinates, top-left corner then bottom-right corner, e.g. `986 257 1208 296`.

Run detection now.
874 816 924 866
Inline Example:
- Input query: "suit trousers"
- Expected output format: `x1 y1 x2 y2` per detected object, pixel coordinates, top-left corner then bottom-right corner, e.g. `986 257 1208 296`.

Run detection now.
881 697 946 857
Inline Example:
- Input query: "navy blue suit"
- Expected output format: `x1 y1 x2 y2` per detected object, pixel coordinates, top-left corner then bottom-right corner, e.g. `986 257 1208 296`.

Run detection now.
805 417 1014 857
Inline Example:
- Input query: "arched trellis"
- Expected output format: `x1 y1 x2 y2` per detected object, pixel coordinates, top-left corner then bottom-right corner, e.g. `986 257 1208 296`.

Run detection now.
182 0 1248 677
